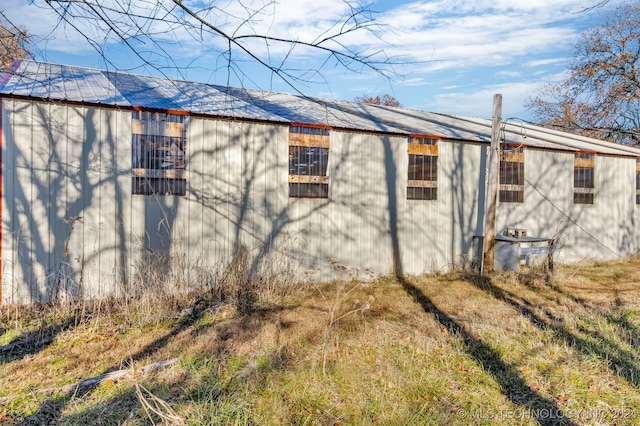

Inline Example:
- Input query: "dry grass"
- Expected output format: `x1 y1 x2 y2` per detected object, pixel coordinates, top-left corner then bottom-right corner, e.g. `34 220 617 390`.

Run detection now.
1 257 640 424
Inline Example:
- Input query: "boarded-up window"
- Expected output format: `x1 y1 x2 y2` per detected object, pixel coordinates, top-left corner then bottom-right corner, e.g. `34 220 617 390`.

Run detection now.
574 152 595 204
636 158 640 205
407 136 438 200
289 125 330 198
132 110 188 196
499 146 524 203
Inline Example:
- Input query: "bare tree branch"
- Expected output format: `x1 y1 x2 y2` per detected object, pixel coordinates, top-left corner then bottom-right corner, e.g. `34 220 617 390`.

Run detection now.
15 0 402 95
577 1 611 13
527 3 640 145
0 10 32 69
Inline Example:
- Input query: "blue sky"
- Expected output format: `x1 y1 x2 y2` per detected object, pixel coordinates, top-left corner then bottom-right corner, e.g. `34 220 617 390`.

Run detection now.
2 0 628 120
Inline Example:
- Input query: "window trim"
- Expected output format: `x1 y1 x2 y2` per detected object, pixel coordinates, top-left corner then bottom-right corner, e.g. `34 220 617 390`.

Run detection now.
407 134 439 201
131 108 188 196
499 144 525 203
288 123 331 199
573 152 595 205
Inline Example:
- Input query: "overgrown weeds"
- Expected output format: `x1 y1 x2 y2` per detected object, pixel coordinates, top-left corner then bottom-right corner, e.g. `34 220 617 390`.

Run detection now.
2 257 640 424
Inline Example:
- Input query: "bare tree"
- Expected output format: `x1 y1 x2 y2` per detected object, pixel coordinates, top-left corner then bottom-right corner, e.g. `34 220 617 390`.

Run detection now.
355 94 401 107
526 4 640 145
13 0 397 93
0 12 31 70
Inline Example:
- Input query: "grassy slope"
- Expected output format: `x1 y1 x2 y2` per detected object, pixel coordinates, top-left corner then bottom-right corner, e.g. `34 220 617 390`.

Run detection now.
1 258 640 425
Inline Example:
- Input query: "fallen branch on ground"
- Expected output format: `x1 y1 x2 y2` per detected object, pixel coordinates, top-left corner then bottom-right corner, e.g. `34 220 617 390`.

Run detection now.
0 358 178 404
136 382 184 425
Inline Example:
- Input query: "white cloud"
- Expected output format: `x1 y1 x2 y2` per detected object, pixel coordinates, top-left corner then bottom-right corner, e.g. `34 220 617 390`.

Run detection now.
2 2 86 52
429 80 547 119
400 77 428 86
373 2 582 68
497 71 522 78
1 0 631 117
524 58 568 68
3 0 626 72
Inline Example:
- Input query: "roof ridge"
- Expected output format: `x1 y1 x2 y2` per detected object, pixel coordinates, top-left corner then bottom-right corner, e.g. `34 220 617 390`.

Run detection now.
2 60 639 156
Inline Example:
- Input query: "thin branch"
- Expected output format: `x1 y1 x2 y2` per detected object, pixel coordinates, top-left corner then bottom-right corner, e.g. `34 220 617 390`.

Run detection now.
0 358 178 404
33 0 400 94
577 1 611 13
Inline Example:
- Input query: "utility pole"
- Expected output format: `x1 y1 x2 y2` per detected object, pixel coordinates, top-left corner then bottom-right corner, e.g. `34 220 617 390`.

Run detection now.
483 94 502 274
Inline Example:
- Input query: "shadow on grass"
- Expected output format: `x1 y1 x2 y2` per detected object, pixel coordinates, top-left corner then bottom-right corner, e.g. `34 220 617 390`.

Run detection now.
605 311 640 355
10 307 205 425
19 382 171 425
467 274 640 388
15 385 99 426
127 306 208 362
18 400 67 426
397 275 578 426
0 315 81 365
10 298 283 425
54 386 142 425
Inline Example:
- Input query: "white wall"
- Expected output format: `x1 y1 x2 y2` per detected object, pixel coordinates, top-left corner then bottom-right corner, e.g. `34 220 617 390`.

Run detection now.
496 149 638 263
2 99 131 303
3 99 639 304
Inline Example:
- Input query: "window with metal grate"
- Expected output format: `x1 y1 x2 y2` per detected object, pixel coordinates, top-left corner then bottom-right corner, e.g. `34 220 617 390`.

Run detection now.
407 136 438 201
288 124 330 199
131 110 188 196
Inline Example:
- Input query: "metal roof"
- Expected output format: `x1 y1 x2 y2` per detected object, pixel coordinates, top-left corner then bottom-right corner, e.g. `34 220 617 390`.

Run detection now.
2 59 639 157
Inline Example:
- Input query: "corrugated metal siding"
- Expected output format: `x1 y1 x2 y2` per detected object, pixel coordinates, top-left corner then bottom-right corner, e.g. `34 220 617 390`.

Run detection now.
590 155 636 259
284 133 487 277
496 149 571 262
1 100 131 303
326 131 397 277
141 118 291 291
442 141 486 268
1 100 14 302
5 100 43 302
496 150 637 263
635 190 640 254
396 140 486 273
3 98 640 304
31 102 53 300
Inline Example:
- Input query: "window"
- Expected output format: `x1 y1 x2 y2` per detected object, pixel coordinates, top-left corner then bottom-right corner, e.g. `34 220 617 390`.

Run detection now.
289 124 330 198
574 152 595 204
132 110 187 196
499 145 524 203
636 158 640 205
407 136 438 200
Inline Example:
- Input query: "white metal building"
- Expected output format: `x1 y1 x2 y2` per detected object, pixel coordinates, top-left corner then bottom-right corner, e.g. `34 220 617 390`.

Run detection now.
2 60 639 304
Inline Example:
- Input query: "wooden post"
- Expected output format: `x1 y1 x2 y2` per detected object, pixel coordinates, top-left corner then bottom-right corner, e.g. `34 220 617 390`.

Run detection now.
483 94 502 274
